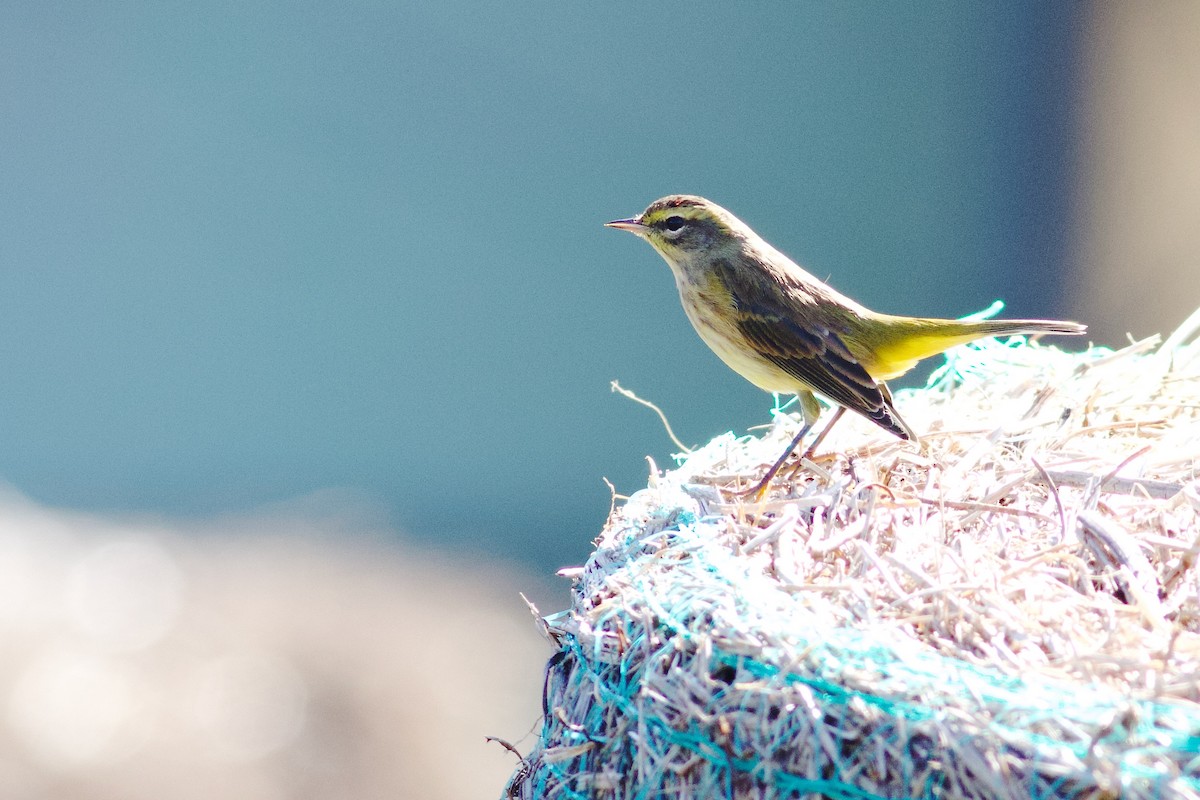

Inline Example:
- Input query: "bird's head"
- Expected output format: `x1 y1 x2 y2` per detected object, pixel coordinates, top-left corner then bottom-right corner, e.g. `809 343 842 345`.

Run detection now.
606 195 745 269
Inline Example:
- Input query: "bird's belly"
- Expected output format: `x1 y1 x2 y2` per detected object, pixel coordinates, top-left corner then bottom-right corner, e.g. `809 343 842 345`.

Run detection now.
680 293 806 395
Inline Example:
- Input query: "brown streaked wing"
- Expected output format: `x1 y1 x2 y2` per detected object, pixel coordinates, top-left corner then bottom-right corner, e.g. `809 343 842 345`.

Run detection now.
715 264 912 439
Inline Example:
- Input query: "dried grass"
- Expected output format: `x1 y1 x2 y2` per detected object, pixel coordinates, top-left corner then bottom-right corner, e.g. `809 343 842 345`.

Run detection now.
507 307 1200 799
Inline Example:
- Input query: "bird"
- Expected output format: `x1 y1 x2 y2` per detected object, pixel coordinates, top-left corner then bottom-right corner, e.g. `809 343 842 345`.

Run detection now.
606 194 1087 497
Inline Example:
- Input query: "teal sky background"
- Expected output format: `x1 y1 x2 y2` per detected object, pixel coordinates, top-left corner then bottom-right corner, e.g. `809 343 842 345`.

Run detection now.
0 4 1081 575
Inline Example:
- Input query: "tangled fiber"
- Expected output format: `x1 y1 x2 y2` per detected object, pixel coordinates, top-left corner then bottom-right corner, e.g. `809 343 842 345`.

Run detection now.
507 307 1200 800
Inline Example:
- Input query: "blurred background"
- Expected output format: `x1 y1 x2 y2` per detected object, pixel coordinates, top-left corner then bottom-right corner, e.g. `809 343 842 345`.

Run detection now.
0 3 1197 797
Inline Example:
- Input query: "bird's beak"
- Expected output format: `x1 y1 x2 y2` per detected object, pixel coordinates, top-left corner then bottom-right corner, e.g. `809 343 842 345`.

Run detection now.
604 217 648 236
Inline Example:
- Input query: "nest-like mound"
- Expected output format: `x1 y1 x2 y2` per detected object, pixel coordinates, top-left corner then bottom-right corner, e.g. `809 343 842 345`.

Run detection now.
507 308 1200 800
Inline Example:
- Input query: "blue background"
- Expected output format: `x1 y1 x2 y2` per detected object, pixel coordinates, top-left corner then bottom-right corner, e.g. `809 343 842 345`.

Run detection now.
0 3 1081 578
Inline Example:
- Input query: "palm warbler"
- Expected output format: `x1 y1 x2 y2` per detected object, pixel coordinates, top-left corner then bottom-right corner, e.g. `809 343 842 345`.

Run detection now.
606 194 1086 495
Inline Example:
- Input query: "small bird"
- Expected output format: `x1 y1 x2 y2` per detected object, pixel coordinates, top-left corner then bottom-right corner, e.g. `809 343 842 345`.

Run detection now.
606 195 1086 496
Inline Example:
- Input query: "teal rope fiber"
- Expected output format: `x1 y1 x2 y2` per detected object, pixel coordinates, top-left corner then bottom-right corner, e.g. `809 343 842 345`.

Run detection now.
520 519 1200 799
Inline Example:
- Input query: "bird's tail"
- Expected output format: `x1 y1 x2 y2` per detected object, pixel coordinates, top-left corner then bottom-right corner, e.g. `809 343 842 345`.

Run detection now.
956 318 1088 338
864 315 1087 381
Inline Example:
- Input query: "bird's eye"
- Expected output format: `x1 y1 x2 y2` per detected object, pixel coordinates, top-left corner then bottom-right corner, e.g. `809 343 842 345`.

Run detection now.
664 216 685 232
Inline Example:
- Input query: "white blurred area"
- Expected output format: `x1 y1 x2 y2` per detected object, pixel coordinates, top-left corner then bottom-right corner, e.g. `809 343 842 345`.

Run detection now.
0 487 547 799
1074 3 1200 341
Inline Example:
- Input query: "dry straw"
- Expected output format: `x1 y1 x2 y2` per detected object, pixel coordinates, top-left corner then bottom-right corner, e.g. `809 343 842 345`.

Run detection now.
507 306 1200 800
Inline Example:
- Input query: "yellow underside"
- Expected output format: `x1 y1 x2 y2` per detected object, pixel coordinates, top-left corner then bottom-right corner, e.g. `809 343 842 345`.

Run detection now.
863 331 988 380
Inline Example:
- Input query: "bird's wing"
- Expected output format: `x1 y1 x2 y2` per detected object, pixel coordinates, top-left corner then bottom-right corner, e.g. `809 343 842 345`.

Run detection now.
718 266 913 439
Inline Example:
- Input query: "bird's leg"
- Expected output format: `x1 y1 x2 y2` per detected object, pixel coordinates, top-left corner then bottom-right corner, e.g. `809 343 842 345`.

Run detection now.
780 406 847 483
743 420 814 500
800 406 846 459
739 392 820 499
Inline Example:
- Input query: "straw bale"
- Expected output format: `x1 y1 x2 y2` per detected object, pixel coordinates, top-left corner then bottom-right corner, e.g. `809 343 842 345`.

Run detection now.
507 307 1200 800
